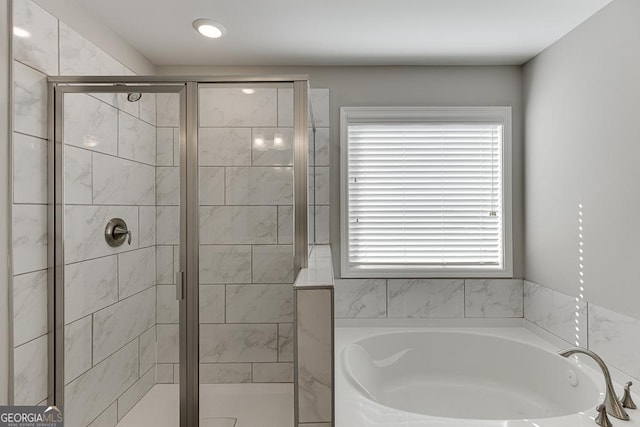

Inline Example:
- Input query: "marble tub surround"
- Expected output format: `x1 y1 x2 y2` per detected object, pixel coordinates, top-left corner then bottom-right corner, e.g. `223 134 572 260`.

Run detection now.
294 246 335 426
335 278 524 319
524 280 640 385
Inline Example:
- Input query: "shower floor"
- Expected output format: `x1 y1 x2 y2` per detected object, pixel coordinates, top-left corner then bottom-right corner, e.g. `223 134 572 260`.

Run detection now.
116 383 294 427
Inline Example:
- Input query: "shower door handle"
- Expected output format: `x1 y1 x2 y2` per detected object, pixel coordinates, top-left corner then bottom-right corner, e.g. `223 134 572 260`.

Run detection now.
176 271 185 300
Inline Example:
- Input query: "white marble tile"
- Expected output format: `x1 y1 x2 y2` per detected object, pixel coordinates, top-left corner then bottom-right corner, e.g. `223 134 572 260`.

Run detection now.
93 153 155 205
524 281 587 347
139 206 156 247
88 402 117 427
277 88 293 127
13 60 47 138
119 112 156 165
314 167 330 205
173 128 180 166
200 245 252 284
252 245 294 284
226 284 293 323
199 87 278 127
139 93 157 125
156 206 180 245
199 167 225 205
93 287 156 363
173 365 180 384
309 89 330 127
59 22 128 76
13 335 48 405
64 340 138 427
64 145 93 205
253 363 293 383
387 279 464 318
297 289 332 423
13 270 47 346
225 167 293 206
589 304 640 381
200 206 278 244
199 128 252 166
200 285 225 324
310 127 330 167
156 364 174 384
278 323 294 362
199 364 251 384
91 93 139 118
13 132 47 204
157 324 179 364
277 206 293 244
156 94 180 127
465 279 524 318
139 326 156 374
156 167 179 206
156 246 175 285
64 205 139 263
117 366 155 420
118 247 156 298
13 0 59 75
156 128 175 166
251 128 294 166
157 285 179 324
65 256 118 324
64 93 118 155
314 206 330 244
200 324 278 363
335 279 386 318
12 204 47 275
65 315 92 384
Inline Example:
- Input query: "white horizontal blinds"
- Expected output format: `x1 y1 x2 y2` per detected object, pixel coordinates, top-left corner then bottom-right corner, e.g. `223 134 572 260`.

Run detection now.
347 123 503 267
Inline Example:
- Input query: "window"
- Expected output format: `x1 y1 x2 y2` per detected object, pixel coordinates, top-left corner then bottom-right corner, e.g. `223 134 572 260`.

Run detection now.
340 107 512 278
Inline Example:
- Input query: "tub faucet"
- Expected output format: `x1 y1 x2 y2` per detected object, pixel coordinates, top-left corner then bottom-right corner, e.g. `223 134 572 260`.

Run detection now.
559 347 629 421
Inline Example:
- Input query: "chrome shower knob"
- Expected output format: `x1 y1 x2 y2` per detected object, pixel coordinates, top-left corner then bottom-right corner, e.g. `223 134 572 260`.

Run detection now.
105 218 132 247
621 382 636 410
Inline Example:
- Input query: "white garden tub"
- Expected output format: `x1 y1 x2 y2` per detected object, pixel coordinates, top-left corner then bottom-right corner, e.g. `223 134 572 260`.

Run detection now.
336 322 640 427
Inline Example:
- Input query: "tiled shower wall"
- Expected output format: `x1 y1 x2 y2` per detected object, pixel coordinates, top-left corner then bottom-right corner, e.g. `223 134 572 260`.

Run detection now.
11 1 160 424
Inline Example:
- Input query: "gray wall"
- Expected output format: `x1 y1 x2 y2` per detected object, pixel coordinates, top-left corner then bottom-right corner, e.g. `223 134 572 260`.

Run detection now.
523 0 640 319
158 65 525 279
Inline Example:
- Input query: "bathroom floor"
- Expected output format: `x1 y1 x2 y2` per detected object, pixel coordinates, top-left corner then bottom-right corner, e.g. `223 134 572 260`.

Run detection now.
116 383 294 427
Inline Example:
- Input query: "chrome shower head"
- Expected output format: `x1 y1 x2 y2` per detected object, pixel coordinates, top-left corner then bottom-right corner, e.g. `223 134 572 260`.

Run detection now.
127 92 142 102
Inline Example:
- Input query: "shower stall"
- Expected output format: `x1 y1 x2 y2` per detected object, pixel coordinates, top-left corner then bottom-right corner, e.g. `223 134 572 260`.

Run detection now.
47 76 311 427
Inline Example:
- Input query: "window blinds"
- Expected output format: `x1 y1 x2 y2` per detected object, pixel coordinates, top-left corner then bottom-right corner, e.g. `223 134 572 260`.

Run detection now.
346 123 503 268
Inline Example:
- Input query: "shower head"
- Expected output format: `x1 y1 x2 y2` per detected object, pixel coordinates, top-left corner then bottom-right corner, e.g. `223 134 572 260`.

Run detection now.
127 92 142 102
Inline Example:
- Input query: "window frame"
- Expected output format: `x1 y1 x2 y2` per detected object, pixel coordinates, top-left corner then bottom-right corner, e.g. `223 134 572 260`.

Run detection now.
340 106 513 278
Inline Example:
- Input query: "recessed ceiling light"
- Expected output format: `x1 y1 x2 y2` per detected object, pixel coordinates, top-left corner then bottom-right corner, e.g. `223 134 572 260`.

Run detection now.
192 19 226 39
241 88 255 95
13 27 31 38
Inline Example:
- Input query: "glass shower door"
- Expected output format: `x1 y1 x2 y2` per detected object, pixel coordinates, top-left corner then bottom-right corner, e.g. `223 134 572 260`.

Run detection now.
55 86 184 426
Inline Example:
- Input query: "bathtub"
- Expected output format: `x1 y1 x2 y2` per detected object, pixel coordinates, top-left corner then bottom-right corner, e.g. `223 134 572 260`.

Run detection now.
336 322 640 427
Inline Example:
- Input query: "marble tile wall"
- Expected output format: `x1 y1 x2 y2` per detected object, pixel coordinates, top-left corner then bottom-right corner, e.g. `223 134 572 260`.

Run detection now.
12 2 158 424
524 280 640 384
334 278 524 319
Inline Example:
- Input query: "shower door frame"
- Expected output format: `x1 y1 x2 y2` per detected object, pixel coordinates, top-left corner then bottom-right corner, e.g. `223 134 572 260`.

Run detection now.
47 76 309 427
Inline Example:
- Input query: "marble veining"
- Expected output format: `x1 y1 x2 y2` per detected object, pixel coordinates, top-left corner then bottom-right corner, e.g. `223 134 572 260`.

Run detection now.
13 61 48 139
524 281 587 346
156 206 180 245
13 0 59 75
199 87 278 127
92 153 155 205
87 402 117 427
117 367 156 420
310 128 330 167
253 363 294 383
200 324 278 363
314 206 330 244
139 93 157 126
200 364 252 384
199 128 252 166
64 93 118 156
465 279 524 318
225 167 293 206
91 93 139 118
313 167 330 205
138 206 156 247
157 324 179 364
64 316 92 384
199 285 225 324
278 323 294 362
156 94 180 127
156 167 180 206
252 245 294 284
64 256 118 324
12 132 47 204
335 279 387 318
226 284 293 323
139 326 157 374
199 167 225 205
13 335 48 405
59 23 128 76
199 206 278 244
277 206 294 244
118 247 156 299
251 128 294 166
156 246 176 285
12 270 47 347
157 128 175 166
118 111 156 165
93 287 156 363
200 245 252 284
12 204 47 275
387 279 464 318
157 285 179 324
64 145 93 205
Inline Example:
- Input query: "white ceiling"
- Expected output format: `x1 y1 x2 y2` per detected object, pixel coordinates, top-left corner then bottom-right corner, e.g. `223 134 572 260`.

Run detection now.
73 0 614 66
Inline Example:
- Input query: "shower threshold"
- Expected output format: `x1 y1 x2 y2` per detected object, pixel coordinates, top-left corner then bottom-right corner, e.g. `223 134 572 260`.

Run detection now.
116 383 294 427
